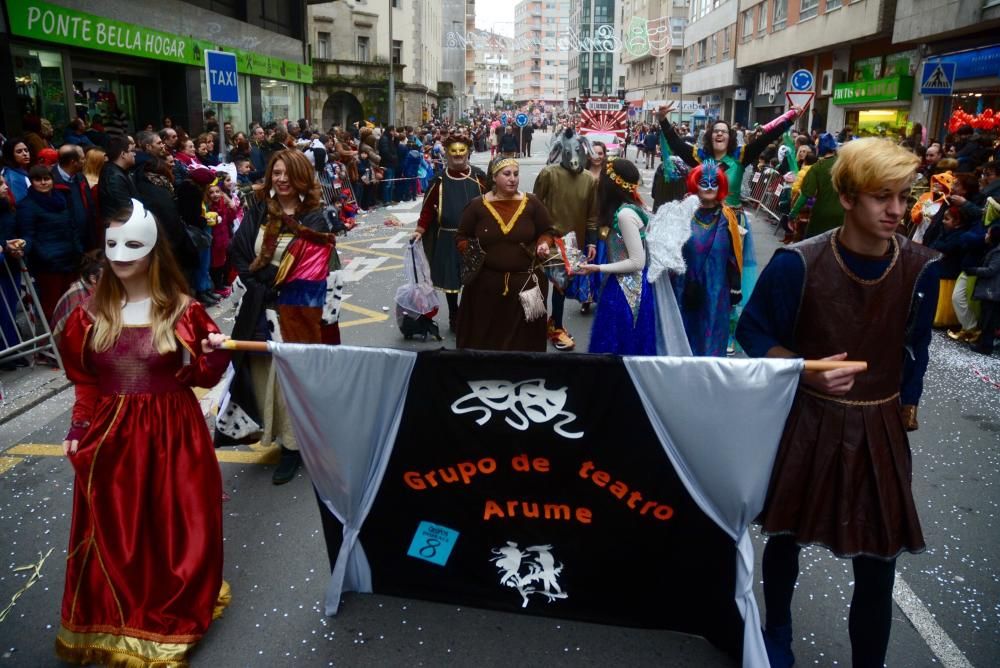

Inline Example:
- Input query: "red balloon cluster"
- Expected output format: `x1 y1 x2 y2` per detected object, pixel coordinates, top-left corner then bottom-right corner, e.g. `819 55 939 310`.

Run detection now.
948 108 997 133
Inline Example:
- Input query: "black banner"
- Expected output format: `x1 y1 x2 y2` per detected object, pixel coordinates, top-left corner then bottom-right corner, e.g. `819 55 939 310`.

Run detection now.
321 351 743 657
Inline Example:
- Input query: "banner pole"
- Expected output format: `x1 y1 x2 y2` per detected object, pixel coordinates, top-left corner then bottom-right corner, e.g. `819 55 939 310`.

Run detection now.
215 340 867 371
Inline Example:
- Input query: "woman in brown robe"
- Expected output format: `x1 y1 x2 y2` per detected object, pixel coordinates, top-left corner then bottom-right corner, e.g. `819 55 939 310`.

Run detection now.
455 158 555 351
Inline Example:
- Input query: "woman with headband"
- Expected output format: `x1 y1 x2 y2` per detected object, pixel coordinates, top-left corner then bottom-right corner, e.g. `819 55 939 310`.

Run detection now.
56 199 231 666
576 158 659 354
455 158 556 351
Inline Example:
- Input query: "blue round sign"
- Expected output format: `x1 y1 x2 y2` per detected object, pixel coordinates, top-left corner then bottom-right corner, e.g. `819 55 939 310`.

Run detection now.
790 69 814 92
515 113 529 128
500 113 509 125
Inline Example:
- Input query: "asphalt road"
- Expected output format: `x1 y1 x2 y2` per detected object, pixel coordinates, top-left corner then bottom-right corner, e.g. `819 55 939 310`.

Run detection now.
0 134 997 667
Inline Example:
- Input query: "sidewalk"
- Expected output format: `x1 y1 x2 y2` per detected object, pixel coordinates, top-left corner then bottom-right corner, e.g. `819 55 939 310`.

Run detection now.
0 361 71 426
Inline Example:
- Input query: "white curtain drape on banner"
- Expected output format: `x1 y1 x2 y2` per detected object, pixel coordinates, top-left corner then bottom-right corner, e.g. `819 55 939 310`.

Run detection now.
270 343 802 667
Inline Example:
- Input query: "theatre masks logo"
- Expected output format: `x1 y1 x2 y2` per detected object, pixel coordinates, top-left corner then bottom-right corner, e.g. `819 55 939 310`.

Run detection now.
491 541 567 608
451 379 583 439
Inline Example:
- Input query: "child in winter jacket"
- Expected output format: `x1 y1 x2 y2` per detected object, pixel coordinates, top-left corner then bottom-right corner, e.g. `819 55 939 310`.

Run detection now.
204 180 237 297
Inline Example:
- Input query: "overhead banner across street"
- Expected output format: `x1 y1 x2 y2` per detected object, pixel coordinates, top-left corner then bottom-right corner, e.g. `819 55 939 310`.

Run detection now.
269 345 803 667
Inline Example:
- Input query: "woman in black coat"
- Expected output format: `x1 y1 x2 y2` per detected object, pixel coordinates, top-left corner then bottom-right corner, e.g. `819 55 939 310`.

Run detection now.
16 165 83 323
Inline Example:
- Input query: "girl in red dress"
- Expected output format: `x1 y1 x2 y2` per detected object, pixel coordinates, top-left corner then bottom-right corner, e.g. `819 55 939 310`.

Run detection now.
56 198 231 666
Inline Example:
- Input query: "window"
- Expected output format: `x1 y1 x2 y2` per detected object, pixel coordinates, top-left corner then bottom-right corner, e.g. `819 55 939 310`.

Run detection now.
773 0 787 28
671 17 687 41
800 0 819 19
742 9 754 40
357 36 370 62
697 38 707 64
317 32 330 60
12 45 69 130
392 40 402 65
722 27 730 55
826 0 842 9
710 34 717 61
757 4 768 34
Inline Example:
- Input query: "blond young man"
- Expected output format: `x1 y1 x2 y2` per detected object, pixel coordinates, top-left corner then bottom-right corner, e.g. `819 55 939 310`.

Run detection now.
737 138 941 668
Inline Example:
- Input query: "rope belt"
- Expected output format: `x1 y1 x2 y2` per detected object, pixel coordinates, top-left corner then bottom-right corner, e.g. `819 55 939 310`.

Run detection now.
800 387 900 406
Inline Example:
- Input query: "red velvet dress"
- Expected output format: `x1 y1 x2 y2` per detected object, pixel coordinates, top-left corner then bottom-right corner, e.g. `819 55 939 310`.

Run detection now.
55 301 231 667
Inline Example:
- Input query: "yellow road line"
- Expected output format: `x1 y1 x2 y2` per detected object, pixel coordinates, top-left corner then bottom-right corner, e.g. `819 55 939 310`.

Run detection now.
349 235 398 243
370 263 403 273
0 456 22 474
337 243 405 261
7 444 61 456
5 444 279 466
339 302 390 328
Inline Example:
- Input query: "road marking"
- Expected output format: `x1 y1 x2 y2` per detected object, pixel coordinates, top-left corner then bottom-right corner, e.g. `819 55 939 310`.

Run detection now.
4 444 280 466
0 456 22 474
339 302 390 328
340 256 389 281
338 244 405 261
893 576 974 668
371 231 411 249
371 264 403 273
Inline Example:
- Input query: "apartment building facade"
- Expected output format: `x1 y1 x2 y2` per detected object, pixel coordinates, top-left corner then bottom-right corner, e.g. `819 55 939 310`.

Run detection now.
619 0 690 123
307 0 442 129
680 0 742 126
567 0 627 102
470 30 515 110
512 0 570 109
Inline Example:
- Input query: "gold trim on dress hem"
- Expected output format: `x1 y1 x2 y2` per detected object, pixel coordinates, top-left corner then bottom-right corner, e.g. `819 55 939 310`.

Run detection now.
56 626 195 667
212 580 232 620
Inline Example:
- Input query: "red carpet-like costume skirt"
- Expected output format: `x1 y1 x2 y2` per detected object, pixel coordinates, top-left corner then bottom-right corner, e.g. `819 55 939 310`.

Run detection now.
55 303 230 666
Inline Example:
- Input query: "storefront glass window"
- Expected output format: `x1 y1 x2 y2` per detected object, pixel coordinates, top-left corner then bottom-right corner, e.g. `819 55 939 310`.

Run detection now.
200 74 252 136
11 45 69 131
851 109 911 138
260 80 302 126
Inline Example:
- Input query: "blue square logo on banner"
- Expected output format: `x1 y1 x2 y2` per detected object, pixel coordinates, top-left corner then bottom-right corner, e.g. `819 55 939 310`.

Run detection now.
205 50 239 104
407 521 459 566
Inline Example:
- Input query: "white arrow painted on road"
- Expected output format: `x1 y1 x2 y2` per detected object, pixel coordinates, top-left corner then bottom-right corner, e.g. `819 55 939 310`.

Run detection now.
340 256 388 282
371 231 412 249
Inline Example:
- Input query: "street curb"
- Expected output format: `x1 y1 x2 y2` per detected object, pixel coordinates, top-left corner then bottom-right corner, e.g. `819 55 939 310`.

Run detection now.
0 376 72 427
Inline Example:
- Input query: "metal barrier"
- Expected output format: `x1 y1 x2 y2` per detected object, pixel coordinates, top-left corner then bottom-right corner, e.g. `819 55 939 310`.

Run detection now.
0 257 63 369
743 168 786 221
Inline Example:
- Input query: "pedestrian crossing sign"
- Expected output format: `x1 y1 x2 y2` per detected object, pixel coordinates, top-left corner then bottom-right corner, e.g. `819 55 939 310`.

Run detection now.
920 61 956 96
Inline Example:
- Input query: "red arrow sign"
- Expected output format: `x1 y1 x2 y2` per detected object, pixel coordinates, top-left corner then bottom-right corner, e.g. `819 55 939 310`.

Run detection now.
786 91 815 110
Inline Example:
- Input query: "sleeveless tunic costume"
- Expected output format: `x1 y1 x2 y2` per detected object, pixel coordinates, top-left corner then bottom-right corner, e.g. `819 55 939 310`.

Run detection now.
760 231 940 558
419 168 488 293
55 302 231 666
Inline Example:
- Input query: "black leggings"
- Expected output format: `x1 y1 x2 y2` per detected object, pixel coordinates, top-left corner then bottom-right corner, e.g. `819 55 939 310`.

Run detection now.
762 535 897 668
445 292 459 320
550 289 566 329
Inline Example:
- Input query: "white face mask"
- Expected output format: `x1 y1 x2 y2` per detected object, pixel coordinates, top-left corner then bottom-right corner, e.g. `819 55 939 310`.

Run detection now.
106 199 157 262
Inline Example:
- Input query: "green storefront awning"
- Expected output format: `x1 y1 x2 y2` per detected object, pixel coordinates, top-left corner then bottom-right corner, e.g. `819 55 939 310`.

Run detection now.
832 76 914 106
7 0 312 84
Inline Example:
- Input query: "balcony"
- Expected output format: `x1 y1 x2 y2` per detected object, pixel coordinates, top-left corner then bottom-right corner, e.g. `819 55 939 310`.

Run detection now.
312 58 406 87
